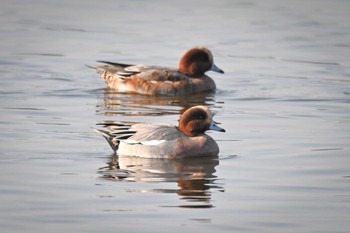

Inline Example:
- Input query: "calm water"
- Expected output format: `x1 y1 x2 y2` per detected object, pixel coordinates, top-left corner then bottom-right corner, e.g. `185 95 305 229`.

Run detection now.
1 0 350 232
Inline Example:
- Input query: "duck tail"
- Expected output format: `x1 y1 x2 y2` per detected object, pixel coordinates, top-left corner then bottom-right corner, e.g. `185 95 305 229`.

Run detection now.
86 64 107 77
96 61 133 68
85 64 97 70
93 128 120 152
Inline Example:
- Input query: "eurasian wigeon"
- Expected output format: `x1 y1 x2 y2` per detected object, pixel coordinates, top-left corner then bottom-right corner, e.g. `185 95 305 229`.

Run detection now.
92 47 224 96
93 105 225 158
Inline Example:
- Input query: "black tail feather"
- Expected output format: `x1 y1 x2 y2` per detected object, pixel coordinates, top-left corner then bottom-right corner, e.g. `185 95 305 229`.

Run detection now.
93 128 119 152
97 61 133 68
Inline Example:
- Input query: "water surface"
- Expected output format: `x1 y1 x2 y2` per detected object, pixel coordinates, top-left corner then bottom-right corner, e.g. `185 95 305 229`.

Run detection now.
0 0 349 232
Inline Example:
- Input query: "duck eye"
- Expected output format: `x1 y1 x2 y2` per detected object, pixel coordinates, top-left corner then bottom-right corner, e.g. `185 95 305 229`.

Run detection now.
198 115 205 120
189 109 208 121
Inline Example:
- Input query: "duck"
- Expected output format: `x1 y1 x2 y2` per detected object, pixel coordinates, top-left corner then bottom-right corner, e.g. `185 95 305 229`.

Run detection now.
93 105 225 158
91 47 224 96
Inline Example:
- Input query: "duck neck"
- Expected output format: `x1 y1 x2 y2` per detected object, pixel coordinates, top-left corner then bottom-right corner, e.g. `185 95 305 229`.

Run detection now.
177 125 204 137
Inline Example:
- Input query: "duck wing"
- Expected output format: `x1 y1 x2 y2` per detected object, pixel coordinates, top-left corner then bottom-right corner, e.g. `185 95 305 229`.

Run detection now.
96 61 181 81
96 61 141 78
126 124 182 142
94 122 183 151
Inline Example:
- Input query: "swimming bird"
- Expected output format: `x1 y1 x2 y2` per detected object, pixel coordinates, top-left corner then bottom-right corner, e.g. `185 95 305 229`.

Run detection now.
93 105 225 158
91 47 224 96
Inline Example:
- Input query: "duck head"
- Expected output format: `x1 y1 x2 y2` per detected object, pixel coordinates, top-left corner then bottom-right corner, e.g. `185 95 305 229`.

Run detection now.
178 105 225 137
178 47 224 77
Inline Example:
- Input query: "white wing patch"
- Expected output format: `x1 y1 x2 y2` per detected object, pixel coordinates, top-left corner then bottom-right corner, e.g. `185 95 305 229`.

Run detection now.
123 139 142 145
141 140 167 145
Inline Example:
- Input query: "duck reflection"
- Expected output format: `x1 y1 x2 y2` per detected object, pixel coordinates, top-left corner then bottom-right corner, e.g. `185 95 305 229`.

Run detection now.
96 88 217 117
98 154 223 208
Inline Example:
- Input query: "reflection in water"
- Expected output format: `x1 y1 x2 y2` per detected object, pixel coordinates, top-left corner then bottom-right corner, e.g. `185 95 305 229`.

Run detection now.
95 88 218 117
98 154 223 208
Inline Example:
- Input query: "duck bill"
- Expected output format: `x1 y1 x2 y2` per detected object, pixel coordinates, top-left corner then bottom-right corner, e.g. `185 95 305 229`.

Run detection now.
209 122 226 132
210 63 224 74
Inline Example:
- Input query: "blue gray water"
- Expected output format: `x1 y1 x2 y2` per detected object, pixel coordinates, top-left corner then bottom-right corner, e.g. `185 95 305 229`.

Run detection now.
0 0 349 232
